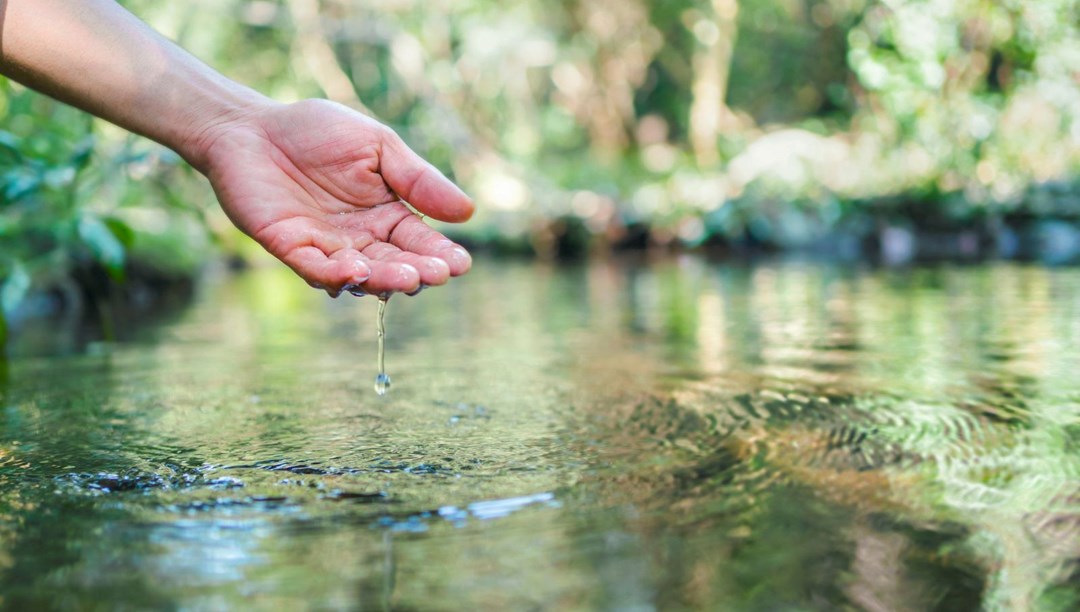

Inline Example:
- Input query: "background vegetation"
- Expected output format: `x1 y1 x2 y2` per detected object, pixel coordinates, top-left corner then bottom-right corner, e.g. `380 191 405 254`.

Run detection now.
3 0 1080 337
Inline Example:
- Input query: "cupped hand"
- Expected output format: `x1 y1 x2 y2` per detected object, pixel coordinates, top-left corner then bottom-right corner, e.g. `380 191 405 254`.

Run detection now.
197 99 474 296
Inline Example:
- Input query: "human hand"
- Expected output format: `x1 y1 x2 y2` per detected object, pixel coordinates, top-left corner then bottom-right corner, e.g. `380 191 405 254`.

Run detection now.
193 99 474 297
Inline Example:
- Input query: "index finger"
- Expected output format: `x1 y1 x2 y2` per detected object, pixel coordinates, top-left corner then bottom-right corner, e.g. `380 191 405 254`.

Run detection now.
384 213 472 276
379 132 475 223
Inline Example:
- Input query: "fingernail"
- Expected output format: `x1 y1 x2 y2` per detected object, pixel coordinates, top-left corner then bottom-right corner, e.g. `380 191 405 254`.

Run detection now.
394 263 420 294
427 258 450 276
353 260 371 282
448 247 472 270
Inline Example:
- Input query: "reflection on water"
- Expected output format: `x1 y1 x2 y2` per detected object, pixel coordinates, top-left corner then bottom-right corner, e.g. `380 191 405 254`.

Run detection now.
1 257 1079 609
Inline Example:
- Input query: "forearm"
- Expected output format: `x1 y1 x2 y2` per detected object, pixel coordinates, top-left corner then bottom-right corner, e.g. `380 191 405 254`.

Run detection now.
0 0 269 172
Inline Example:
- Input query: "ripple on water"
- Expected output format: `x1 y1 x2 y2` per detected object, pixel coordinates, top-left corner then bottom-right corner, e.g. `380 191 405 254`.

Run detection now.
4 261 1080 610
53 465 209 494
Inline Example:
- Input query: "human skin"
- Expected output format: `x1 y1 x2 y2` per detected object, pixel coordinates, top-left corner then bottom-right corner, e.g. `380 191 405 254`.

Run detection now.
0 0 474 296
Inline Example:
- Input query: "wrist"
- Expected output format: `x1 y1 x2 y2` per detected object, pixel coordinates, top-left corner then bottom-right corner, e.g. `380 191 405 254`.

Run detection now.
175 86 277 174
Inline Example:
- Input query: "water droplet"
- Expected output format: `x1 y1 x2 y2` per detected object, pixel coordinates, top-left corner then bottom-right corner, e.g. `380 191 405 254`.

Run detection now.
374 372 391 396
343 283 368 297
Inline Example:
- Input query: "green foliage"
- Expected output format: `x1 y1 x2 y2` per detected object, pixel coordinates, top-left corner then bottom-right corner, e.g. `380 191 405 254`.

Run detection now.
1 84 98 326
4 0 1080 341
0 78 211 336
845 0 1080 200
151 0 1071 249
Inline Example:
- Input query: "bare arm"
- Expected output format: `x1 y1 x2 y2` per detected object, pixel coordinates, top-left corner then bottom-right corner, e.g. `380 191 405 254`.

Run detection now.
0 0 474 296
0 0 260 170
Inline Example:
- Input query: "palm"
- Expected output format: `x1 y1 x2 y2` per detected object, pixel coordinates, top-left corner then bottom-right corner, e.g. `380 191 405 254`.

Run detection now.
202 100 473 296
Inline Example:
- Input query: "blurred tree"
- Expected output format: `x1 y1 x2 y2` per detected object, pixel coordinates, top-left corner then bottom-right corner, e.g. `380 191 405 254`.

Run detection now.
689 0 740 168
113 0 1080 244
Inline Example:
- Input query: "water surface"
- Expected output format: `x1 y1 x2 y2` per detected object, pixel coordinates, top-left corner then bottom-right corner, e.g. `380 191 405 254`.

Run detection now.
2 258 1079 610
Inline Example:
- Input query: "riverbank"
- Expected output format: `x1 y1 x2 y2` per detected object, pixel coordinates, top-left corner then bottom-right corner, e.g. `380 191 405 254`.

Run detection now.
463 180 1080 265
5 180 1079 356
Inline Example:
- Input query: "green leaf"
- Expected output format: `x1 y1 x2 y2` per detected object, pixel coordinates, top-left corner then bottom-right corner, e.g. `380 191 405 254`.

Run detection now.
120 150 150 165
69 136 96 170
43 165 77 189
103 217 136 248
1 263 31 316
0 131 23 162
78 215 126 279
2 169 42 202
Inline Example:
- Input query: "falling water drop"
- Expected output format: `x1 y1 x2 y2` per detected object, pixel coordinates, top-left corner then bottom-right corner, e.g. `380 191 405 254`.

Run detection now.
374 372 391 395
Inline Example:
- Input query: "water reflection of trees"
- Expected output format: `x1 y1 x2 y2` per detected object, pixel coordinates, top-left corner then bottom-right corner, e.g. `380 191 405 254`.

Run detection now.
2 258 1079 608
567 258 1080 610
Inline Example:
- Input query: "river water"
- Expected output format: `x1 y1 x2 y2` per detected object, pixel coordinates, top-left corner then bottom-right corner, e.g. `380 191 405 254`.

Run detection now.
1 257 1078 610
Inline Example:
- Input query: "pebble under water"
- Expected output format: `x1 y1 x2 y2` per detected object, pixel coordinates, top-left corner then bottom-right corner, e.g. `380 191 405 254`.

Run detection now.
1 258 1079 610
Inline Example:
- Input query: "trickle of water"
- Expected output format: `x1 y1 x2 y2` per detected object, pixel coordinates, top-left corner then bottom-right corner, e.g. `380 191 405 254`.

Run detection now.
374 297 391 395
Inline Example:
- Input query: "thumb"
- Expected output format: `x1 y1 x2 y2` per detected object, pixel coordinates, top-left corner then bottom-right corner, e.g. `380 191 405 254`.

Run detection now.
380 131 475 223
